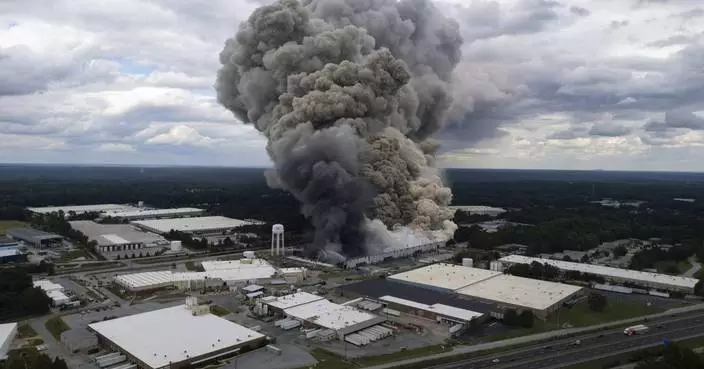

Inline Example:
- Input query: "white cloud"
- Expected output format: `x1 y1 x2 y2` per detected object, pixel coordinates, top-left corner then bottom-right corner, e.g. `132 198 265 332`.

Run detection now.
1 0 704 170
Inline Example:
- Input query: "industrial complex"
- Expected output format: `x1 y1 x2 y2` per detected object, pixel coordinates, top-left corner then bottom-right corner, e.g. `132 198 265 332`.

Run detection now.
27 204 143 216
499 255 700 294
88 300 266 369
98 207 205 221
6 227 63 248
69 221 171 259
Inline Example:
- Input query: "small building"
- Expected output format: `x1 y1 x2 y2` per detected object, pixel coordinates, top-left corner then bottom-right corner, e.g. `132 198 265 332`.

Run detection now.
88 303 266 369
0 323 18 360
0 236 19 248
7 227 63 248
33 280 70 306
0 248 26 263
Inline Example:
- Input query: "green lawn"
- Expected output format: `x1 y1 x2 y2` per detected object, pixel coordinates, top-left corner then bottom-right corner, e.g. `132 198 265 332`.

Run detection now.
488 299 663 341
209 305 230 317
356 344 450 366
44 316 69 340
0 220 27 234
16 324 38 339
656 260 693 275
27 338 44 346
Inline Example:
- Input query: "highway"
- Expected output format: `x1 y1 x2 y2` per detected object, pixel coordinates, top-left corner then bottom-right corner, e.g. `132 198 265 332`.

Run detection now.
424 311 704 369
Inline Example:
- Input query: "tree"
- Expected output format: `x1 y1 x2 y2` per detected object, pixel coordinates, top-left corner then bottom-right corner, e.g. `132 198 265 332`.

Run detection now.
52 357 69 369
503 309 519 326
587 292 607 312
614 245 628 257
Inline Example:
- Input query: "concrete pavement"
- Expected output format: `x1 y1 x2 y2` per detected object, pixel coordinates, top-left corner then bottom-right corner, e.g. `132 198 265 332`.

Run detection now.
28 314 94 369
683 256 701 277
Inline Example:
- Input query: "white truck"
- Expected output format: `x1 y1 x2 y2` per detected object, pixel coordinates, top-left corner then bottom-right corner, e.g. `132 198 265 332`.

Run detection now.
624 324 649 336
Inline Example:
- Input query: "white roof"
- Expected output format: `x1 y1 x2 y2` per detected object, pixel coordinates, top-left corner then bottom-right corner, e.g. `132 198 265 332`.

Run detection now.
0 248 20 258
242 284 264 292
89 305 264 369
264 292 325 310
33 279 64 292
115 265 277 289
102 207 204 218
388 263 502 291
457 274 582 311
47 290 69 302
131 216 250 233
279 267 306 274
201 259 272 271
101 234 130 245
283 299 379 330
500 255 699 289
379 296 483 322
28 204 140 215
115 271 174 288
0 322 17 348
450 205 506 214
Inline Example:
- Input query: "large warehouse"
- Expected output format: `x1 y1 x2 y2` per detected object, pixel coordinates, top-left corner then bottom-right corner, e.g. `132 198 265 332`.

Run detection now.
499 255 699 294
131 216 250 236
27 204 141 216
387 264 582 318
88 302 266 369
7 227 63 248
99 208 205 221
69 221 169 259
0 323 18 360
260 292 386 340
114 259 279 292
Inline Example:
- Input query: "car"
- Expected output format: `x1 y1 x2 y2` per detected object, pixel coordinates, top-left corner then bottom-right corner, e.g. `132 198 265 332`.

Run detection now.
492 359 500 364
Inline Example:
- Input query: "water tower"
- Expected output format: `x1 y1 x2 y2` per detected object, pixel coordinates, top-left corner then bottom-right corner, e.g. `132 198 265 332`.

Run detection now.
271 224 284 256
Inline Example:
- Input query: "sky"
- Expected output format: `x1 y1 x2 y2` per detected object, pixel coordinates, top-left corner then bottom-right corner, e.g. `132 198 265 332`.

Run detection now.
1 0 703 171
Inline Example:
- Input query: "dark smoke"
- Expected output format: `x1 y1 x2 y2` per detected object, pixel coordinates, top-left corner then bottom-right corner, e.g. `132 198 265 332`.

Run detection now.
216 0 462 258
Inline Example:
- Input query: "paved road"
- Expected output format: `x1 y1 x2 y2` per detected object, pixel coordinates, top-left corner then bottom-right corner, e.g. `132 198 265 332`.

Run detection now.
683 256 701 277
28 315 94 369
418 313 704 369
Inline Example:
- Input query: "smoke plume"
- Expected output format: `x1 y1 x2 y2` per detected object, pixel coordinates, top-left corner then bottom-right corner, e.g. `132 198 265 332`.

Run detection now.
216 0 462 259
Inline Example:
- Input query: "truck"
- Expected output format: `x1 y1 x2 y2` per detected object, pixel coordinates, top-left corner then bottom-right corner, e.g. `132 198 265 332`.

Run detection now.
624 324 649 336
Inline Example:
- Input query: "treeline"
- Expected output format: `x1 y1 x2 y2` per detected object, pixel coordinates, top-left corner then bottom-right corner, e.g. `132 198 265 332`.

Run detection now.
506 261 607 284
3 349 68 369
0 268 51 320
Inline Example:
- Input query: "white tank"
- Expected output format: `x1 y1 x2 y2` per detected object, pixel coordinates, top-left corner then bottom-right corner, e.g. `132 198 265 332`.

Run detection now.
272 224 284 234
138 200 145 208
171 240 182 252
243 251 256 259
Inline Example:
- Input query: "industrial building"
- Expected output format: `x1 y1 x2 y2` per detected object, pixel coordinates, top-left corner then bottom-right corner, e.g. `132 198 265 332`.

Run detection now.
99 207 205 221
0 323 18 360
0 248 25 263
33 280 71 306
499 255 699 294
387 264 583 319
27 204 141 216
0 236 19 248
114 258 279 292
378 296 484 325
7 227 63 248
69 221 169 259
258 292 386 341
131 216 251 236
450 205 506 217
88 301 266 369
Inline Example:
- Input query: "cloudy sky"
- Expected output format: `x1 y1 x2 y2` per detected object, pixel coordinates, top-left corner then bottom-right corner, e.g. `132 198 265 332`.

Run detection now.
1 0 703 171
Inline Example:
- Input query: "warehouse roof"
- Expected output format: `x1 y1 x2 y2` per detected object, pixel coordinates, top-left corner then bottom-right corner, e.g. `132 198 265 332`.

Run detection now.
114 266 277 290
0 236 18 244
264 292 326 310
282 299 381 331
388 263 502 291
69 221 167 246
114 271 174 289
131 216 250 234
379 296 484 322
33 280 64 292
0 323 17 358
457 274 582 311
0 248 21 258
201 259 273 271
89 305 264 369
102 207 204 219
7 227 62 241
27 204 140 215
500 255 699 289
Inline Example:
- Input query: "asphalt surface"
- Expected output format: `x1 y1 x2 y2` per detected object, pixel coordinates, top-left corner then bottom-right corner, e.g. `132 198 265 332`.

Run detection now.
425 311 704 369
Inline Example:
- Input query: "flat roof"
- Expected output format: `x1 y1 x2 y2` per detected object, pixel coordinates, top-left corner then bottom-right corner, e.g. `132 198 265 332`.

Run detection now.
33 280 64 292
69 221 167 246
0 236 18 244
7 227 62 241
27 204 140 215
115 266 278 289
89 305 265 369
450 205 506 213
0 322 18 356
102 208 204 218
457 274 583 311
131 216 250 234
283 299 380 331
500 255 699 289
379 296 483 322
0 248 21 258
264 292 326 310
201 259 272 271
388 263 502 291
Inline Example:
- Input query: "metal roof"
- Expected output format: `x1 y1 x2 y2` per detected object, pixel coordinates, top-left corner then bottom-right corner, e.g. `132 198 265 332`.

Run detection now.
500 255 699 289
27 204 140 215
7 227 62 242
379 295 484 322
102 208 204 218
88 305 264 369
388 263 502 291
131 216 250 234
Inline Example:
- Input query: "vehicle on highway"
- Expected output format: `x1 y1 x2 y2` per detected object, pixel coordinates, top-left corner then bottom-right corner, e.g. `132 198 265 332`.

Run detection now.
624 324 649 336
491 358 500 364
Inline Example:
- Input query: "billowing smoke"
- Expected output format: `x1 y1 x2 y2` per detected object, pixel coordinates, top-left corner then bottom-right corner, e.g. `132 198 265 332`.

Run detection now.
216 0 462 259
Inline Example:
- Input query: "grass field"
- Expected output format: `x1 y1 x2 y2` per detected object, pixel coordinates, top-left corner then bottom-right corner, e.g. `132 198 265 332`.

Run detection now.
488 299 663 341
209 305 230 317
16 324 38 339
0 220 27 234
45 316 69 340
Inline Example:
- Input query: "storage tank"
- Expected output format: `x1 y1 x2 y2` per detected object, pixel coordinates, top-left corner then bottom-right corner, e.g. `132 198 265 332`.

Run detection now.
137 201 145 208
243 251 256 259
489 261 504 272
462 258 474 267
171 240 182 252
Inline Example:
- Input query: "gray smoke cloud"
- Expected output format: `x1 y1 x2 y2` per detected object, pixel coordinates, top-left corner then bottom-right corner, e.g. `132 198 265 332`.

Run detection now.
216 0 461 259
